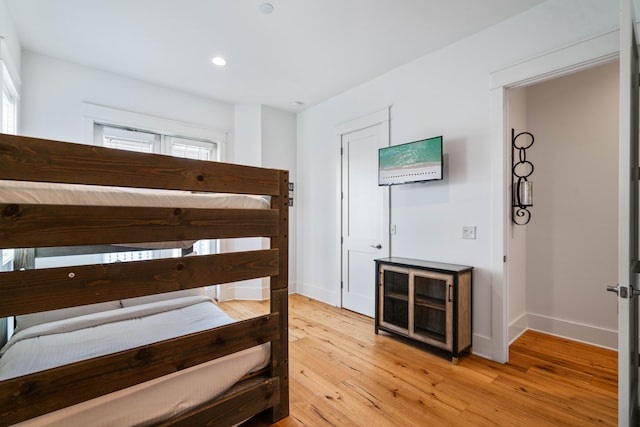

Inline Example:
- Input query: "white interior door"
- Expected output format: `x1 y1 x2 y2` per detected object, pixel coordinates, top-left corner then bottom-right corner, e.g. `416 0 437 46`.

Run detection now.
341 122 389 317
617 0 640 424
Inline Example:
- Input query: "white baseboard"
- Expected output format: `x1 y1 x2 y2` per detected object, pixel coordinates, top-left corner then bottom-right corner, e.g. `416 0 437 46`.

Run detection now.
296 282 340 307
232 285 268 301
216 280 298 302
508 312 528 345
470 333 498 362
520 312 617 350
287 281 297 294
215 283 235 302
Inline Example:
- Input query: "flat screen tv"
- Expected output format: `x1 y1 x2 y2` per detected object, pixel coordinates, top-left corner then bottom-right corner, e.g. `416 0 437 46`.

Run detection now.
378 136 443 186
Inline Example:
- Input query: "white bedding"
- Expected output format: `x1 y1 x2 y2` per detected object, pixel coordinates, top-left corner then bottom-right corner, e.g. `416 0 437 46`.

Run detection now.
0 296 270 426
0 180 270 249
0 180 270 209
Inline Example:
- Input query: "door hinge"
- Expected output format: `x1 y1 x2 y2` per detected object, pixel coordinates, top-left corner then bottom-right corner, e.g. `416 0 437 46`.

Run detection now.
503 255 507 263
341 236 343 244
341 281 344 289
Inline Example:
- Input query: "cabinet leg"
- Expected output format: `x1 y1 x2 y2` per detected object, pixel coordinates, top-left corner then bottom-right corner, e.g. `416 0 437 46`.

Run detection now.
451 356 459 365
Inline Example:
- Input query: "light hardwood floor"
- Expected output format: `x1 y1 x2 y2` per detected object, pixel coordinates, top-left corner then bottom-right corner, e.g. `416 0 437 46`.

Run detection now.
219 294 617 426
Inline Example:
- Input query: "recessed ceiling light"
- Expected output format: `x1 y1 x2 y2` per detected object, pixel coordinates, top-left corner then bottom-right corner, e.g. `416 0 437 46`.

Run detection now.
212 56 227 67
259 3 274 14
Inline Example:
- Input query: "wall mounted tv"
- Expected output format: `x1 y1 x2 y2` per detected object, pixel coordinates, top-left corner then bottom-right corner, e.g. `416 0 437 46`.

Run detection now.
378 135 443 186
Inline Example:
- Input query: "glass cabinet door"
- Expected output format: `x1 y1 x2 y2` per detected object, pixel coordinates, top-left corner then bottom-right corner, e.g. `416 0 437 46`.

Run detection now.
376 259 472 362
379 266 409 331
411 270 453 351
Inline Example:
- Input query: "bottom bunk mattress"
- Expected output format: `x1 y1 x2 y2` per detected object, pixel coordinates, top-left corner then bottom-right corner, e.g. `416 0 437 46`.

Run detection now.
0 296 270 426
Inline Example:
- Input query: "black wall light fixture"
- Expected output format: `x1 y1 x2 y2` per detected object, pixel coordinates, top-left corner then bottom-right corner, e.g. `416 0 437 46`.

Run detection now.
512 128 534 225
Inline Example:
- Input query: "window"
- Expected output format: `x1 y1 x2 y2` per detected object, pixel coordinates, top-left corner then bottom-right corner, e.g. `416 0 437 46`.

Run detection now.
95 124 217 160
2 82 17 135
104 250 154 263
1 80 18 271
1 248 14 269
170 137 215 160
101 126 159 153
95 124 219 261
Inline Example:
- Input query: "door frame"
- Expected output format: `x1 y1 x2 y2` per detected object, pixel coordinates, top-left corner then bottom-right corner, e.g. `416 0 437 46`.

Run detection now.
337 107 391 311
488 31 620 362
618 0 640 422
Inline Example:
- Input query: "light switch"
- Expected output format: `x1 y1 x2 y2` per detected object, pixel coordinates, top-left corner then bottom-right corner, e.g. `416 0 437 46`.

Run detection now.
462 226 476 240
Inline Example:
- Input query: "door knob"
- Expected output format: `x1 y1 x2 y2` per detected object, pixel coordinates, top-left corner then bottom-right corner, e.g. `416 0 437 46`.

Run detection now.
607 284 640 298
370 244 382 249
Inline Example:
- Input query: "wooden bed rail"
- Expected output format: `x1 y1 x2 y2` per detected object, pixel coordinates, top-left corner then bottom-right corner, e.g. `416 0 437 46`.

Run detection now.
0 133 281 195
0 314 280 425
158 375 280 427
0 249 279 316
269 170 290 421
0 204 280 249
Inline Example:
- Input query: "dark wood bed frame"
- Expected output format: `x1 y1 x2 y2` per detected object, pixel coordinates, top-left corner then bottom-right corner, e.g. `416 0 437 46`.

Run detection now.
0 133 289 426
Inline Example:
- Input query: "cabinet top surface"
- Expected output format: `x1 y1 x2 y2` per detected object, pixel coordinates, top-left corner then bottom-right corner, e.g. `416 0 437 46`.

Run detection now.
375 257 473 273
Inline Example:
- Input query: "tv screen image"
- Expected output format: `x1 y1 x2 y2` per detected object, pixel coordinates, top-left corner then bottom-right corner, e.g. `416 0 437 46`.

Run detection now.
378 136 443 186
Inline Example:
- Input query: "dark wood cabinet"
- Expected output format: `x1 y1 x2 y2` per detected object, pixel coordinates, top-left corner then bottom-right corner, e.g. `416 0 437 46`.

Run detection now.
375 257 473 363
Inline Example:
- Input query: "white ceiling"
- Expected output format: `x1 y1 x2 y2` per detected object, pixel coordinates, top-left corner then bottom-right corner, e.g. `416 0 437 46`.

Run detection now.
7 0 545 112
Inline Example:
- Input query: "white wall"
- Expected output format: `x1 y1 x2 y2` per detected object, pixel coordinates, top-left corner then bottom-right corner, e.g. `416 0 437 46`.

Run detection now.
262 106 298 292
0 0 21 78
20 52 234 143
524 60 619 348
234 104 262 167
296 0 622 360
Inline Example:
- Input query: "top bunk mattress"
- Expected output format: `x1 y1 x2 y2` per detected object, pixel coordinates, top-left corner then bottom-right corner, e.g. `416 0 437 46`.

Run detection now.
0 180 270 210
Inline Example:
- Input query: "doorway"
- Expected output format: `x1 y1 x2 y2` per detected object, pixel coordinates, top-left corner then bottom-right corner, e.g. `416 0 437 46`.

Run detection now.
505 61 619 349
488 29 619 364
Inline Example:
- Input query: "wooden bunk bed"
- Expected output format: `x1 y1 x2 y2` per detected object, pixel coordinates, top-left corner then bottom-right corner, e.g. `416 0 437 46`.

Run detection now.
0 133 289 426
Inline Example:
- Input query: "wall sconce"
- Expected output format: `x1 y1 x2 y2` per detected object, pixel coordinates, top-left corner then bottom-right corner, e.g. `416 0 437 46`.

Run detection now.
512 128 534 225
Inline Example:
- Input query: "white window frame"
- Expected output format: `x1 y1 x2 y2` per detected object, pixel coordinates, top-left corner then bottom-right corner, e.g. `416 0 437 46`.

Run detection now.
82 103 227 160
95 124 218 161
2 82 17 135
1 36 21 274
168 136 218 160
99 125 161 153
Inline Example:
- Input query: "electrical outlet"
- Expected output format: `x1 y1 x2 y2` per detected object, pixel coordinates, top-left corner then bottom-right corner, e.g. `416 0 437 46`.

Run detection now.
462 226 476 240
